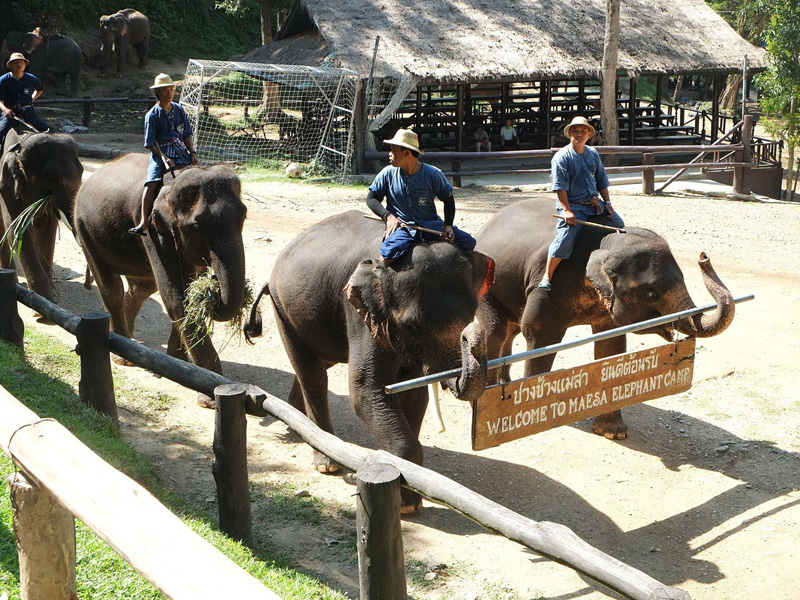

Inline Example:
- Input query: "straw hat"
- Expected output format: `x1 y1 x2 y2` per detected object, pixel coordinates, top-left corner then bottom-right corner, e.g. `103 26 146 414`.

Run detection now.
6 52 29 68
383 128 424 154
563 116 595 138
150 73 176 89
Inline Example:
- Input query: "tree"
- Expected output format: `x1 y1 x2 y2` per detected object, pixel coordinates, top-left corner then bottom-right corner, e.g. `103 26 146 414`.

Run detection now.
600 0 620 163
755 0 800 200
260 0 273 44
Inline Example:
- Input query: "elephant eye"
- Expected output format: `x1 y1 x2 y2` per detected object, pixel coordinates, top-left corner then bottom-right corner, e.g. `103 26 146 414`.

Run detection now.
641 287 660 303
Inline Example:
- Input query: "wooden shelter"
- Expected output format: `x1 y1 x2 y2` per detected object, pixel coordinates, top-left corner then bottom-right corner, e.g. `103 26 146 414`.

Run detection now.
239 0 768 167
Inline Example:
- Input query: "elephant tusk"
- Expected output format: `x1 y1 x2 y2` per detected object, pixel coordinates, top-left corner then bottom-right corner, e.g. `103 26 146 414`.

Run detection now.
428 383 446 433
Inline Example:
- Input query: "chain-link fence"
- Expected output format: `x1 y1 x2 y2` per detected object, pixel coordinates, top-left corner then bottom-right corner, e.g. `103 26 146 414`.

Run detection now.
180 59 359 179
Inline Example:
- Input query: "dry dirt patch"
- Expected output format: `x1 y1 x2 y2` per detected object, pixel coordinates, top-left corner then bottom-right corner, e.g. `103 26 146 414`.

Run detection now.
16 162 800 599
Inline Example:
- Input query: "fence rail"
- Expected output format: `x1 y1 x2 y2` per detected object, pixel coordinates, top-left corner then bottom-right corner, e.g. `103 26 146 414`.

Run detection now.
1 270 692 600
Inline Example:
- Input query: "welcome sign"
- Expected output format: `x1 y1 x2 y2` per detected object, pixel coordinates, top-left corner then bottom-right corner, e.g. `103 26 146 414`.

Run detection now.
472 338 696 451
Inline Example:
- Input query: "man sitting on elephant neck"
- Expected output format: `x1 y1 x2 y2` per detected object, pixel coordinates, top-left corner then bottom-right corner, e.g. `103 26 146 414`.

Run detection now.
0 52 50 145
539 116 625 290
129 73 200 236
366 128 476 265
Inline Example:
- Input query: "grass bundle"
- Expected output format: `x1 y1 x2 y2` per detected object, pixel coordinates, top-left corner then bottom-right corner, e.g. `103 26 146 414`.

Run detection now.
181 270 254 350
0 196 59 260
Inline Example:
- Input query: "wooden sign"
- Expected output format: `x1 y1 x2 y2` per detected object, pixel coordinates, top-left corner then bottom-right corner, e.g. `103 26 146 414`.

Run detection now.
472 338 696 451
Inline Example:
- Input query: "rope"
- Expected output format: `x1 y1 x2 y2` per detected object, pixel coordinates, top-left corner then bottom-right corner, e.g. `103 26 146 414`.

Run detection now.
6 418 57 475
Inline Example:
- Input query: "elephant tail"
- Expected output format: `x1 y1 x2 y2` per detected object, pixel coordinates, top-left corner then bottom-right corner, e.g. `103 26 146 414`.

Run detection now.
243 280 270 344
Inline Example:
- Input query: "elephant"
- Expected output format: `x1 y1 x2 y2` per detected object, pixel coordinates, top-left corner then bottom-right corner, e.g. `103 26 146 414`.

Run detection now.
73 153 247 402
2 32 82 96
474 199 735 440
0 127 83 303
244 211 495 513
98 9 150 78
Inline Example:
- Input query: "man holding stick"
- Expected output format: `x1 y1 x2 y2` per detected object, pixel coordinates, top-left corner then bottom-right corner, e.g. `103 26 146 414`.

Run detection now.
366 128 476 264
0 52 50 146
129 73 200 236
539 116 624 290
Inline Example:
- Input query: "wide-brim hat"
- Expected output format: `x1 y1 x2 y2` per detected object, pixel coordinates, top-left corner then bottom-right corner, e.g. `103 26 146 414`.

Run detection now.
563 116 595 138
6 52 29 68
150 73 176 89
383 128 424 154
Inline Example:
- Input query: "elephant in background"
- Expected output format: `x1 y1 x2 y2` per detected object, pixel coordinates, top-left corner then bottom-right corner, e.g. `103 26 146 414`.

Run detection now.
475 199 735 440
1 32 82 96
98 9 150 77
244 211 495 513
73 154 247 402
0 128 83 302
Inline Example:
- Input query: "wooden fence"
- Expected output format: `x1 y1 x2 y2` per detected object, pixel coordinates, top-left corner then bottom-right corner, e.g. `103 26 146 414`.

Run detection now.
0 269 692 600
366 115 762 196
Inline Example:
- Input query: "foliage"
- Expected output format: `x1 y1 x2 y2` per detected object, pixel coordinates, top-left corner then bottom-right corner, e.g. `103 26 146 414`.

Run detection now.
0 196 57 263
706 0 772 43
207 71 266 100
0 332 347 599
1 0 262 61
754 0 800 193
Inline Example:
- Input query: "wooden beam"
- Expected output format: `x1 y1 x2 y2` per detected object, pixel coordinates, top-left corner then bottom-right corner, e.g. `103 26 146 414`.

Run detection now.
0 386 280 599
0 269 23 350
629 77 637 144
456 84 465 152
76 311 118 422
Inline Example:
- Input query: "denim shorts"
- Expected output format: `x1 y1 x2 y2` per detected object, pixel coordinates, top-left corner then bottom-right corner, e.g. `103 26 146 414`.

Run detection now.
145 155 190 184
547 202 625 259
381 225 476 260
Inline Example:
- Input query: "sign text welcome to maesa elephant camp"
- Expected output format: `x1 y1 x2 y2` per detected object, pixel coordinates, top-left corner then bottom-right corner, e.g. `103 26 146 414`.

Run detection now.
472 338 696 450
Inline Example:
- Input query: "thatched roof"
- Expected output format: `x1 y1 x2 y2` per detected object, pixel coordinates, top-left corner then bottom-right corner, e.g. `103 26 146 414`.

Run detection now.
239 0 767 83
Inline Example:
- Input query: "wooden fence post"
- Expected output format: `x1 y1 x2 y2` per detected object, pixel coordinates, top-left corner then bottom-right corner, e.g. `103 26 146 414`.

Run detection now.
356 462 406 600
452 159 462 188
8 473 77 600
82 97 93 128
76 311 118 423
213 383 252 544
642 152 655 195
734 114 754 195
0 268 24 350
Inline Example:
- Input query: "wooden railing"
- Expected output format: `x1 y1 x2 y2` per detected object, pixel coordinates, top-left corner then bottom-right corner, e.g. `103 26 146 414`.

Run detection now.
0 269 692 600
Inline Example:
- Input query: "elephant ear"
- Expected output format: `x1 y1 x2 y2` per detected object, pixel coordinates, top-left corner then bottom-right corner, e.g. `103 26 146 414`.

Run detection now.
344 259 389 341
0 149 24 201
115 15 129 37
586 248 615 304
468 251 495 299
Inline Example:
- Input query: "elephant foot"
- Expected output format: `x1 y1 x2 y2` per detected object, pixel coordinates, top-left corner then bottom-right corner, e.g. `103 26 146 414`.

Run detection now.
400 500 423 515
112 354 136 366
591 411 628 440
314 450 340 474
197 393 215 409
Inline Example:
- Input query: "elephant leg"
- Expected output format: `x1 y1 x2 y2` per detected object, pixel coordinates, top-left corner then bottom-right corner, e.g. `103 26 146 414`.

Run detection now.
287 377 305 413
351 363 425 513
55 72 69 95
590 327 628 441
17 227 56 303
137 41 148 69
123 276 157 336
117 40 129 76
520 293 567 378
32 216 57 284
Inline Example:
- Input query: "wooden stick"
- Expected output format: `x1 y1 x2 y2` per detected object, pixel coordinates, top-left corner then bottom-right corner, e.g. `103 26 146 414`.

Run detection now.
363 213 445 237
552 214 625 233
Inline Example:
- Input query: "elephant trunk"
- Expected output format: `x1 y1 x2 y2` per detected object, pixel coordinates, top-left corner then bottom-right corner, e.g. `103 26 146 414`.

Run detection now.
446 321 488 402
209 239 246 322
671 253 735 338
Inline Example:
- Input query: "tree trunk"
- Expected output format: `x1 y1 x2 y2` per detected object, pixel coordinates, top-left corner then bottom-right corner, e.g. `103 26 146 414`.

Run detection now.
672 75 684 104
719 74 743 111
601 0 620 166
260 0 272 45
788 97 796 201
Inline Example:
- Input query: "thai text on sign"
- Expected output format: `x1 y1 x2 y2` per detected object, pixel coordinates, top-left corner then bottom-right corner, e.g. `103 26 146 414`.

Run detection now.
471 338 696 451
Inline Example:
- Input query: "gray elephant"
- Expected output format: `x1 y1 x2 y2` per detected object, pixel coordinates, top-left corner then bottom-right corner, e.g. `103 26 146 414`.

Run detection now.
475 199 735 440
2 32 82 96
73 154 247 402
244 211 494 513
0 127 83 302
98 9 150 78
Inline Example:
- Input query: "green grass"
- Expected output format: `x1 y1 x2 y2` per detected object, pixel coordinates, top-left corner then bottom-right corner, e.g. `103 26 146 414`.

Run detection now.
0 332 347 600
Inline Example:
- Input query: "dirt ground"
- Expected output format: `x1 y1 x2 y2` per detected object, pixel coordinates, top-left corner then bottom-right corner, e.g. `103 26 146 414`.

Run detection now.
12 148 799 599
20 62 800 600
